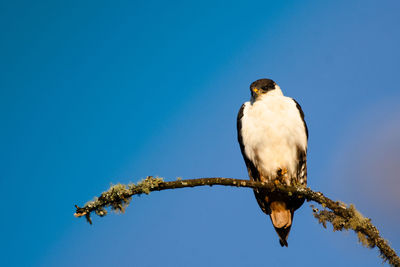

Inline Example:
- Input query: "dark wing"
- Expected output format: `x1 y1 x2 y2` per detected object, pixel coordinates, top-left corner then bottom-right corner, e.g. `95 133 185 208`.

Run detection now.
292 98 308 140
237 103 260 182
290 99 308 211
237 104 269 214
291 98 308 184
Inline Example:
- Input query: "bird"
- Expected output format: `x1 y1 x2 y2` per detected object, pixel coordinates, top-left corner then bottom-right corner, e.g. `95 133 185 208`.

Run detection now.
237 78 308 247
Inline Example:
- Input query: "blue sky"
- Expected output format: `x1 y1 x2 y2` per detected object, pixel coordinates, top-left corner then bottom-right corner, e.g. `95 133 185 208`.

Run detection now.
1 0 400 266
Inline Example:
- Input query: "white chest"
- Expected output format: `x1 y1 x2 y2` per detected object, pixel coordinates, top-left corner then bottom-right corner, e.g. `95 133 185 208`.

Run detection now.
241 95 307 180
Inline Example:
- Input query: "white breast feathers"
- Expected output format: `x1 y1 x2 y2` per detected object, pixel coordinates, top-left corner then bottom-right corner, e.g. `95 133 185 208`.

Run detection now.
240 94 307 183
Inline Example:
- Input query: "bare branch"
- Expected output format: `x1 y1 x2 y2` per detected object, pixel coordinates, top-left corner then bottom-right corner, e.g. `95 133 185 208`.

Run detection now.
74 176 400 267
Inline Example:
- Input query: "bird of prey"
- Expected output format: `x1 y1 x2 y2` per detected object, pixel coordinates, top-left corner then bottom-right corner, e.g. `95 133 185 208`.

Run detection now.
237 78 308 247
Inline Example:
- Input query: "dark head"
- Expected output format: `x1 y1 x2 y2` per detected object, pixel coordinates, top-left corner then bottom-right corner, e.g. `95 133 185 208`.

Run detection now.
250 78 281 99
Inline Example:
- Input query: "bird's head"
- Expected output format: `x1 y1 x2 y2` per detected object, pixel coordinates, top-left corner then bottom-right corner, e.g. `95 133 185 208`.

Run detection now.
250 78 282 100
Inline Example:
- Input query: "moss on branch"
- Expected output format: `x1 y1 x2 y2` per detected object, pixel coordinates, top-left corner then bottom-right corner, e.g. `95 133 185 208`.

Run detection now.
74 176 400 267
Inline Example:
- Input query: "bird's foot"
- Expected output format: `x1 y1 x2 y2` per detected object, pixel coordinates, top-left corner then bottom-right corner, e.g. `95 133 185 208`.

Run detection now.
277 167 288 177
275 168 289 185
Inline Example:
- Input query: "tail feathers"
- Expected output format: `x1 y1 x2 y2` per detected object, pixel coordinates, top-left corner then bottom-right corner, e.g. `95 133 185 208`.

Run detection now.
276 225 291 247
269 201 293 247
270 201 292 229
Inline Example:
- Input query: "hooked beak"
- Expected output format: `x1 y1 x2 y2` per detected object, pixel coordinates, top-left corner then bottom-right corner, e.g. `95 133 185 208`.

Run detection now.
251 87 260 98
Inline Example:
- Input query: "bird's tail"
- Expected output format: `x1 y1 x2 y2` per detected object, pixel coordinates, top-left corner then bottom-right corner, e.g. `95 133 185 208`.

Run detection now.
269 201 293 247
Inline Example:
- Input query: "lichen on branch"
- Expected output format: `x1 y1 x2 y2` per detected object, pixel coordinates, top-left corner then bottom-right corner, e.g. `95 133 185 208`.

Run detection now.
74 176 400 267
74 176 165 223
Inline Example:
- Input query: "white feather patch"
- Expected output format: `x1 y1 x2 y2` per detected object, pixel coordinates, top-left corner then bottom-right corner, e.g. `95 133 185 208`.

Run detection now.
241 91 307 184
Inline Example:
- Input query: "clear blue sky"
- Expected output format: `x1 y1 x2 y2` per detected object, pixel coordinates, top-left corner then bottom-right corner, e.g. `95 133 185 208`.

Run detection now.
1 1 400 266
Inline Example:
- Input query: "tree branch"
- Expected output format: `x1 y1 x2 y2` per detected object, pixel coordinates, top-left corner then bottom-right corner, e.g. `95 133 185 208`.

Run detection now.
74 176 400 267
